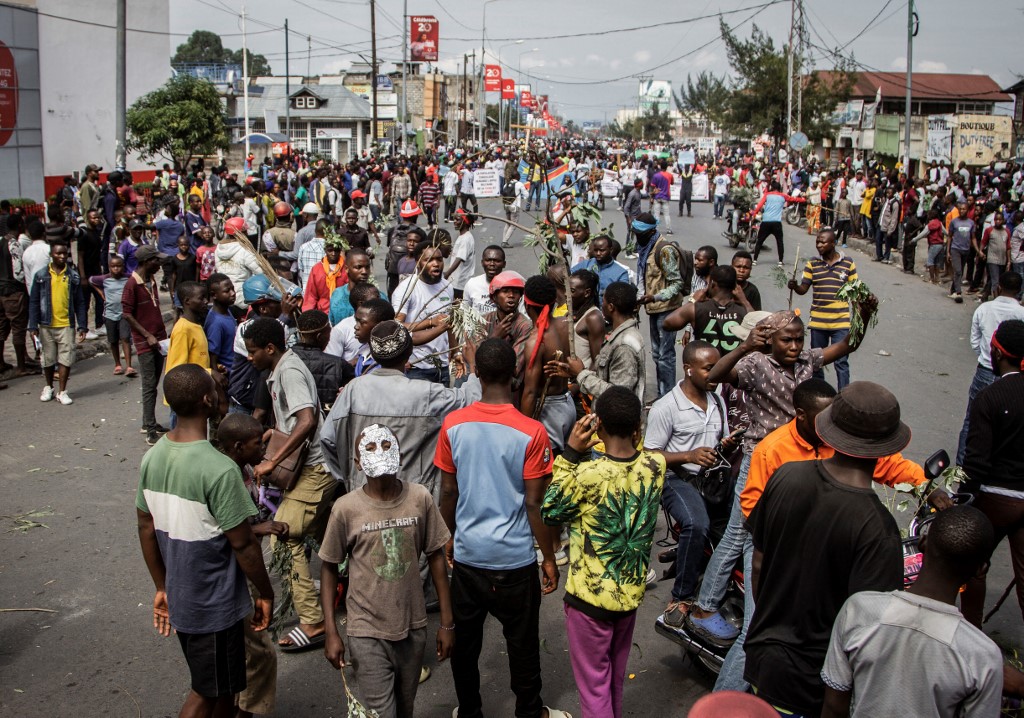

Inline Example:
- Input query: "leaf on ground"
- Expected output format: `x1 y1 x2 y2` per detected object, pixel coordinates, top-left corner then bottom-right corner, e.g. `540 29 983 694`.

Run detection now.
632 642 643 659
541 638 550 654
26 468 41 473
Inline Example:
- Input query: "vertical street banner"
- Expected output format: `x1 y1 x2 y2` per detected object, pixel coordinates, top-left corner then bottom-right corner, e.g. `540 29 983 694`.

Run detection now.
536 95 548 116
520 89 532 108
501 78 515 100
925 114 954 164
484 65 501 92
409 16 438 62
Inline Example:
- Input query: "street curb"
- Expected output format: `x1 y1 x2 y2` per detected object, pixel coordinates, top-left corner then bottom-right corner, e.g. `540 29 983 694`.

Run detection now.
0 309 177 382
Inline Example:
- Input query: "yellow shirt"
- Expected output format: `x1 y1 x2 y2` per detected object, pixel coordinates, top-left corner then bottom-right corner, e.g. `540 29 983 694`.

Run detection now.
48 266 70 328
860 187 876 217
164 317 211 405
553 302 568 318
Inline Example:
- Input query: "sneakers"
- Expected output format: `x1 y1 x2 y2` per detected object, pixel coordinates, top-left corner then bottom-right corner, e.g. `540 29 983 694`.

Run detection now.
646 567 657 586
419 665 431 684
140 424 169 435
662 600 692 629
624 252 638 259
146 431 160 446
94 325 107 336
55 390 73 405
554 548 568 566
777 261 785 267
84 330 100 340
40 385 54 402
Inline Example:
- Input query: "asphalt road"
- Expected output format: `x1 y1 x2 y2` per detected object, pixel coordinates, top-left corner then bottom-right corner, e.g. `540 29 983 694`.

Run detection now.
0 196 1020 717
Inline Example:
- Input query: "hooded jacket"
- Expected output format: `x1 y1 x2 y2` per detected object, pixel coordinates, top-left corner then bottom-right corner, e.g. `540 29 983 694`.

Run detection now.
214 242 263 308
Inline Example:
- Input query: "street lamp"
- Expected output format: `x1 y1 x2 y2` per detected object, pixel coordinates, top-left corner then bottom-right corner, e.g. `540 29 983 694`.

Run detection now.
497 40 523 141
480 0 507 145
516 48 539 139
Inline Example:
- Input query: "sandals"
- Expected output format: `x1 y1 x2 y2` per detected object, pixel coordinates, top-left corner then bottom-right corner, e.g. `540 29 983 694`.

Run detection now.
113 366 124 375
125 367 139 377
279 626 326 652
686 610 741 645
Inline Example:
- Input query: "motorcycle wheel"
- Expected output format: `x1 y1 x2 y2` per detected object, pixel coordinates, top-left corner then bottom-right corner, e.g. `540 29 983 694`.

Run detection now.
723 232 739 248
745 229 758 252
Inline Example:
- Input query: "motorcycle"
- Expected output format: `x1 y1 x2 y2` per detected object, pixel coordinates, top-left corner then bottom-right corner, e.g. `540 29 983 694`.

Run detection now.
655 449 954 676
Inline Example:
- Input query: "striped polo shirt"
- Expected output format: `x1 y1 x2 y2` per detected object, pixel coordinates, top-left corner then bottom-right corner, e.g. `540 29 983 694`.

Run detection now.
802 253 857 330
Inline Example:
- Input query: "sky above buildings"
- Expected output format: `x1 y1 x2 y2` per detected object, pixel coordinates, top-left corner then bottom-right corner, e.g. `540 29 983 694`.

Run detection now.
171 0 1022 122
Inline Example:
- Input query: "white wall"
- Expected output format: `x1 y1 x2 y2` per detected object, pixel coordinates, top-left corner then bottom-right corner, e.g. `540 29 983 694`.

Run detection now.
37 0 169 179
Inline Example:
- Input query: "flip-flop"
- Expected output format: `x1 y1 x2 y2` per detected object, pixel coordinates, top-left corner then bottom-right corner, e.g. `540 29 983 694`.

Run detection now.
125 368 139 377
279 626 326 653
113 366 124 375
543 707 573 718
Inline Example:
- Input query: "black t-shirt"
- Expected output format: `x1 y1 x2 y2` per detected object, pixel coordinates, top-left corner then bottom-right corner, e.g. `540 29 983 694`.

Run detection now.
743 460 902 715
78 227 104 276
170 252 198 284
694 298 747 353
742 281 762 311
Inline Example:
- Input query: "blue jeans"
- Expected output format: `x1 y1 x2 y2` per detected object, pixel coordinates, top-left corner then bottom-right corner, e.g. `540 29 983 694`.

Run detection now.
957 363 997 465
713 195 726 218
811 327 850 389
696 454 751 612
714 529 754 693
861 215 874 241
661 473 710 602
648 311 678 398
526 181 542 210
406 364 450 386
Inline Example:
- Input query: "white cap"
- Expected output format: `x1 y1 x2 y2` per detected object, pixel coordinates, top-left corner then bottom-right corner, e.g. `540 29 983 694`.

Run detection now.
302 202 320 215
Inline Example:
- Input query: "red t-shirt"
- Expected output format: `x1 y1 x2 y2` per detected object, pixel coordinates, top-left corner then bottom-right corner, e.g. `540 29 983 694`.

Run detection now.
122 274 167 354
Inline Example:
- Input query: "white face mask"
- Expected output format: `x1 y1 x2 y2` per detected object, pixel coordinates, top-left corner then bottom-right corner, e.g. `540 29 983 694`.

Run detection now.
358 424 401 478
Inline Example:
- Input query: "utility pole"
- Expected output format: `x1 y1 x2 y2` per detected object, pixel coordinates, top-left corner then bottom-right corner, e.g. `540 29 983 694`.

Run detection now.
284 19 290 140
370 0 379 154
242 2 250 163
307 36 311 77
460 53 468 148
786 0 795 140
903 0 915 175
796 0 804 133
400 0 407 155
114 0 126 170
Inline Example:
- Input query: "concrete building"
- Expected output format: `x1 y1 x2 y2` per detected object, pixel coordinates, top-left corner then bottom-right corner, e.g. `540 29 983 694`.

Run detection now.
0 0 170 202
241 76 373 163
815 71 1012 173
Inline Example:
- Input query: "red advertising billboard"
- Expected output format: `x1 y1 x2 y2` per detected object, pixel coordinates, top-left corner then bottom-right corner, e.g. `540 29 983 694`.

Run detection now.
0 41 17 147
484 65 501 92
536 95 549 115
501 78 515 99
409 16 438 62
520 90 532 108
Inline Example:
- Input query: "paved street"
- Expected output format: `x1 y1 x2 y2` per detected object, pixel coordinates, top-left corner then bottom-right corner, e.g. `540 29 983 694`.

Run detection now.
0 197 1020 717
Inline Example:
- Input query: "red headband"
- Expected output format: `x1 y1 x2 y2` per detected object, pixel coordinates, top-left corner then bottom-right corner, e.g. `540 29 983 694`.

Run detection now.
526 303 551 370
991 334 1024 370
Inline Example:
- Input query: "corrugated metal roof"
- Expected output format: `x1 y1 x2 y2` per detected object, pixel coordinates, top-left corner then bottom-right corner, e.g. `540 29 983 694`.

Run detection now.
242 83 373 121
817 71 1011 102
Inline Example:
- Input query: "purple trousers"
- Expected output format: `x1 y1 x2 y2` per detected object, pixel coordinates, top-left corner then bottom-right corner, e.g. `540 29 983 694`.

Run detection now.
564 603 637 718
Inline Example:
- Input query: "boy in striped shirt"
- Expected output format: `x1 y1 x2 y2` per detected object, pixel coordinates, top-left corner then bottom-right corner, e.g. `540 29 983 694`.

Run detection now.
788 228 858 389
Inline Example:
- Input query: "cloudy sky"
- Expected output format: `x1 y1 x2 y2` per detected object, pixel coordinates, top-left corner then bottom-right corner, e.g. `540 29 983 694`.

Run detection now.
171 0 1022 122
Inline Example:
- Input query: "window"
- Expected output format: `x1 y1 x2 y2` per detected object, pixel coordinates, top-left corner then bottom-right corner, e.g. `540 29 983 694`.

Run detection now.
294 96 307 109
294 95 318 109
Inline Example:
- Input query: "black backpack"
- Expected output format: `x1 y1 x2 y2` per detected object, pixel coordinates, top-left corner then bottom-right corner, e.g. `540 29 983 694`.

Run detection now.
501 180 517 207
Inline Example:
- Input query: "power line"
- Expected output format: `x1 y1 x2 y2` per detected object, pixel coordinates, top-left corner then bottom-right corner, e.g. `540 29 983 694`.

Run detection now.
30 7 276 37
431 0 480 32
440 0 785 42
488 0 777 86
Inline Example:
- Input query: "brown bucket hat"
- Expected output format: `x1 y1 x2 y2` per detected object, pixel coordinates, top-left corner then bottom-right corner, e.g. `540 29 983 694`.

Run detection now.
815 381 911 458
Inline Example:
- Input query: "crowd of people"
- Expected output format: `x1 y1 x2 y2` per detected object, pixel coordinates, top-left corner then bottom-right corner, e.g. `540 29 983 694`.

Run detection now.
3 138 1024 718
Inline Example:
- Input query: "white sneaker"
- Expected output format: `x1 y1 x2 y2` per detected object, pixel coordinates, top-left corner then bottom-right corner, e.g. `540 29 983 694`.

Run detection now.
94 326 107 336
40 386 54 402
84 330 99 340
56 390 73 405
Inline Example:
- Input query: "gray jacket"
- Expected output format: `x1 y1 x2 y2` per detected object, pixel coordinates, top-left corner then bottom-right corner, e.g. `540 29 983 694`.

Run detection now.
319 368 481 497
623 187 643 221
577 318 647 405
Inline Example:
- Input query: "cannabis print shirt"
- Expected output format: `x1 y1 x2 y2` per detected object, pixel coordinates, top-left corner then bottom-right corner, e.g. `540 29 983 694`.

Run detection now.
318 481 450 641
542 450 666 616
